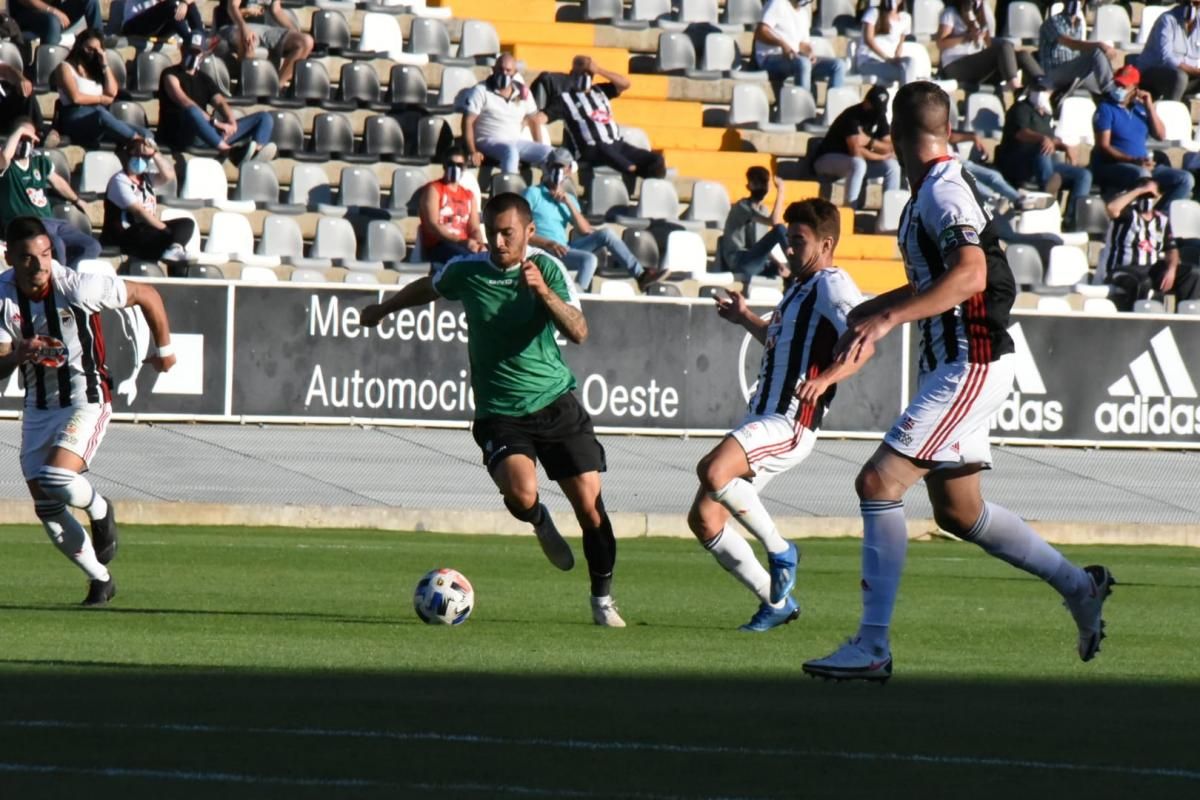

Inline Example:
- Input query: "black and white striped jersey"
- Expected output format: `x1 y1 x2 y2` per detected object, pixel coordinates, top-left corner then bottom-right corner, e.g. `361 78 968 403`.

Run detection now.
1100 209 1174 281
560 84 622 148
898 157 1015 372
0 262 126 410
749 268 863 429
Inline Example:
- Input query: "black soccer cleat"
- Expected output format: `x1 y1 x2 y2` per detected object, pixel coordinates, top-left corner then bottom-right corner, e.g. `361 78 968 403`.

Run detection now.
82 577 116 607
91 501 119 566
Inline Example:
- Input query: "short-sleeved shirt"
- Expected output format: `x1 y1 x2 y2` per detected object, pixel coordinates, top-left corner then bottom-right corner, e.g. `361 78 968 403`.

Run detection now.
754 0 812 65
814 103 889 158
418 180 475 250
1101 209 1175 281
462 81 537 142
158 64 223 147
996 99 1053 171
524 184 578 246
720 198 766 266
0 154 55 226
939 5 995 67
1092 99 1150 163
431 248 581 419
1037 12 1083 71
1136 6 1193 72
857 8 912 67
104 172 157 232
0 262 126 409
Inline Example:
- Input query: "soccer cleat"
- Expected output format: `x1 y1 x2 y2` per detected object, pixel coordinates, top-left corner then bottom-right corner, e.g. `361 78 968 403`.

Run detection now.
91 501 119 566
1064 564 1116 662
533 508 574 571
738 595 800 633
81 577 116 608
802 638 893 683
767 542 799 605
590 596 626 627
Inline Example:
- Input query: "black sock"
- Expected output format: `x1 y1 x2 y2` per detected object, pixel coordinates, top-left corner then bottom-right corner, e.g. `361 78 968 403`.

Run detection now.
583 498 616 597
504 495 545 526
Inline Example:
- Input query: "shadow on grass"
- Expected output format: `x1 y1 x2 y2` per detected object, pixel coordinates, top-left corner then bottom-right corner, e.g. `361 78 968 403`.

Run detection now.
0 665 1196 800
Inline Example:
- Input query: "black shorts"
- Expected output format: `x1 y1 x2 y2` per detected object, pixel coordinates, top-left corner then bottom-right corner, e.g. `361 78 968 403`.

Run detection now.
471 392 607 481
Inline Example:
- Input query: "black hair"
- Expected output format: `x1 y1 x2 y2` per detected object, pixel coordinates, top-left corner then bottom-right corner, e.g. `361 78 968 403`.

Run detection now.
483 192 533 226
892 81 950 137
746 166 770 185
7 116 33 137
65 28 106 82
784 198 841 246
5 216 50 247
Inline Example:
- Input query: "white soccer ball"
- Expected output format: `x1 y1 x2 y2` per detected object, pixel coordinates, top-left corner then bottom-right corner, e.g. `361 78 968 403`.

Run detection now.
413 568 474 625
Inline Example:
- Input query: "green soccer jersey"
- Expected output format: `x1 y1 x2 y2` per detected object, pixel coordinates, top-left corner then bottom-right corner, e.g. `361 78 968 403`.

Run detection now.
0 154 54 226
431 248 580 418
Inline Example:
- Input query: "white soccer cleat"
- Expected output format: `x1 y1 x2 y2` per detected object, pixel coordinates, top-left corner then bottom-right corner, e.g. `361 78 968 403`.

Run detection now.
1064 564 1116 662
802 638 893 683
590 596 626 628
533 508 574 571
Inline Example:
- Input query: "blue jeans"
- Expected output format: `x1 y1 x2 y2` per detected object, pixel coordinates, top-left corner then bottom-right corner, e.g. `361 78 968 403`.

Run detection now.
55 105 152 149
760 53 846 94
814 152 902 208
1034 155 1093 225
42 216 101 268
181 107 275 149
11 0 101 45
962 161 1021 203
567 227 643 290
732 223 787 283
1092 161 1194 204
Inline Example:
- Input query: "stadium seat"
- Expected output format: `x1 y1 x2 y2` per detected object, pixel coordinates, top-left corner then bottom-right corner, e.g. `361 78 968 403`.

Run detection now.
683 180 731 227
159 208 202 258
0 41 22 72
701 32 765 79
234 161 282 206
311 9 352 55
822 86 860 127
34 44 68 90
122 259 166 278
409 17 471 65
238 59 282 103
599 280 637 298
662 230 708 276
178 157 254 212
310 113 356 159
966 93 1005 138
1133 299 1166 313
239 266 279 282
312 217 384 271
283 163 335 212
587 173 632 219
202 211 280 267
1074 196 1110 236
364 220 409 267
490 172 527 196
185 264 224 280
1093 5 1132 49
53 202 94 239
643 282 681 297
338 167 396 216
129 50 171 100
1178 299 1200 315
340 62 385 108
817 0 855 34
344 270 381 284
290 268 329 283
458 20 500 62
656 32 705 77
634 178 681 222
1084 297 1118 313
1138 6 1170 45
1015 204 1067 235
1006 2 1043 42
912 0 943 39
730 83 795 133
629 0 671 25
749 285 783 304
722 0 763 28
110 101 148 133
1056 97 1096 145
78 151 122 197
1045 246 1089 287
259 215 333 269
1154 100 1193 145
1006 244 1044 288
414 115 452 160
584 0 624 22
269 110 306 156
363 115 406 161
1170 199 1200 240
775 85 817 126
358 13 426 64
199 55 232 97
438 66 478 108
45 149 71 185
390 167 430 214
622 228 661 270
105 49 127 93
876 189 909 233
389 64 429 107
900 41 935 81
664 0 721 29
1036 295 1073 312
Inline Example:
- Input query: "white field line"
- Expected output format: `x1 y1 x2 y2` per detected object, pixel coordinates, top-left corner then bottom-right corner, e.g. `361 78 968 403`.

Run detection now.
2 720 1198 782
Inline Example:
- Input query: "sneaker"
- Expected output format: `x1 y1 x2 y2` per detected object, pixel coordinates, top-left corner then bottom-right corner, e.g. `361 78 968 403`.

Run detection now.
802 638 893 683
533 507 574 571
767 541 798 605
1018 193 1056 211
738 595 800 633
91 500 119 566
1064 565 1116 662
161 243 188 262
635 266 668 291
81 576 116 607
253 142 277 162
591 595 626 627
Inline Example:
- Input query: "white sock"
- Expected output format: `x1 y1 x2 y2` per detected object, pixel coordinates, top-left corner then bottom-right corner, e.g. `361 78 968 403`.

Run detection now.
963 503 1087 600
35 500 109 581
37 465 108 521
856 500 908 650
709 478 789 555
703 526 771 604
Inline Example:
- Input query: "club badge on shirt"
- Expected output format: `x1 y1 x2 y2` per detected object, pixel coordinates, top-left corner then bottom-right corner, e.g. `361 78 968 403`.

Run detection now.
938 225 980 255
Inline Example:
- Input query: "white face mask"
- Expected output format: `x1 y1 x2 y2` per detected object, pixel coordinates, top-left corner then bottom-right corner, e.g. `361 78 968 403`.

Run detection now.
1031 90 1052 115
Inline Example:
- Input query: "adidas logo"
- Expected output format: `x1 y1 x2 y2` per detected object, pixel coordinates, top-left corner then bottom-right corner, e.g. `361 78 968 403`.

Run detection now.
991 323 1064 433
1095 328 1200 436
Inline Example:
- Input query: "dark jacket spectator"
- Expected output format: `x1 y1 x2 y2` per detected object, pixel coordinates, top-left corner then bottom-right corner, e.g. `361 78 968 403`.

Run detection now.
812 85 901 208
7 0 101 46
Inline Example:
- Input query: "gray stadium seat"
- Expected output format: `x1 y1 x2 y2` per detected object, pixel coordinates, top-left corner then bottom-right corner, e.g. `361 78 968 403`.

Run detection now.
409 18 456 61
340 62 383 108
1006 244 1044 288
337 167 390 213
775 85 817 126
365 220 409 267
966 93 1005 138
34 44 68 90
722 0 763 27
414 115 451 160
1074 196 1110 236
458 20 500 62
622 228 661 270
1178 300 1200 315
199 55 232 97
644 282 682 296
287 163 335 210
729 83 795 133
683 180 731 227
390 167 430 214
630 0 671 24
269 110 305 156
312 9 352 55
239 59 281 102
78 151 122 197
234 161 282 206
53 202 94 238
130 50 171 99
258 215 333 269
312 217 384 271
291 268 328 283
45 149 71 184
438 66 478 108
587 173 632 219
1006 2 1043 42
635 178 680 220
656 32 699 75
106 50 127 93
389 64 429 107
0 40 23 72
490 172 528 197
122 259 166 278
1133 299 1166 313
186 264 225 280
110 101 148 133
363 115 405 160
584 0 623 22
310 113 355 158
293 59 332 104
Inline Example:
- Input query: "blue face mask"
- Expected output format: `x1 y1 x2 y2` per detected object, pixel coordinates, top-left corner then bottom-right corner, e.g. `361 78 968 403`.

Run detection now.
1112 87 1129 104
129 156 151 175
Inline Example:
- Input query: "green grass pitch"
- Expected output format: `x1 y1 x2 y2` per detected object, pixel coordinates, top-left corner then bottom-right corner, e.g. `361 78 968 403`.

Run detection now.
0 524 1197 799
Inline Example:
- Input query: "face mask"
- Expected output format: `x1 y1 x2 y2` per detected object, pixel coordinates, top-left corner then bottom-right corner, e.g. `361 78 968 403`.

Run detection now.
1066 1 1081 18
184 52 200 70
1030 90 1052 114
443 163 463 183
572 73 592 92
129 156 151 175
545 166 566 187
15 139 32 160
493 73 513 90
1136 195 1156 213
1112 87 1130 103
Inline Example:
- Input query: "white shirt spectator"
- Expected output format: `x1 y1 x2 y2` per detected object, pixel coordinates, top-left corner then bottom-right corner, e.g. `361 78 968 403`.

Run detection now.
754 0 813 66
462 81 537 142
57 70 102 109
939 4 996 67
106 172 157 230
857 8 913 68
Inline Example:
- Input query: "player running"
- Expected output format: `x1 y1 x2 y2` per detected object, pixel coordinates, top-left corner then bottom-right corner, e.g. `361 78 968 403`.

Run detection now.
0 216 175 606
360 193 624 627
688 198 864 632
801 82 1114 683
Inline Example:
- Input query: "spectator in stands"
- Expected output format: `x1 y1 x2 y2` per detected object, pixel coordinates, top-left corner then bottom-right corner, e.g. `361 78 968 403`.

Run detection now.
937 0 1042 91
753 0 846 94
157 32 276 162
0 117 99 267
8 0 101 46
103 138 192 263
948 130 1050 213
1101 178 1199 310
995 77 1093 226
721 167 788 294
215 0 314 89
417 148 486 266
463 55 551 176
1091 65 1194 203
53 29 153 149
857 0 919 86
0 59 55 147
556 55 665 181
812 86 901 208
1134 1 1200 101
1036 0 1116 95
121 0 203 41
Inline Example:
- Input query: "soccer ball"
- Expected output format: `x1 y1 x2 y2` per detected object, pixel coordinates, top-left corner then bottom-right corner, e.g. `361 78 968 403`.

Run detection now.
413 568 474 625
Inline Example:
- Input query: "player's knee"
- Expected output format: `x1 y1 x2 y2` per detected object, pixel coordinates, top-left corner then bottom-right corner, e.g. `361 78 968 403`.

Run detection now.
503 482 538 512
696 455 728 494
855 464 888 502
572 496 605 530
35 465 73 498
932 505 975 537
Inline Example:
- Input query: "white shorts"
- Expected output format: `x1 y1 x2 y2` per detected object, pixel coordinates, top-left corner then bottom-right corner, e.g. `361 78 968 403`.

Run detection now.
20 403 112 480
729 413 817 489
884 354 1015 468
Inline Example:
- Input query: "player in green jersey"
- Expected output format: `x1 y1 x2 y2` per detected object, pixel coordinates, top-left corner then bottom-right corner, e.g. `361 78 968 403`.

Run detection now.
360 193 624 627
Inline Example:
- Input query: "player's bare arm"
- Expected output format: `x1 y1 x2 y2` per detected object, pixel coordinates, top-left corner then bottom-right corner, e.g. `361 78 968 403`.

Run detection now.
846 284 914 325
797 331 876 406
125 281 176 373
715 288 768 344
0 337 50 381
522 260 587 344
360 276 440 328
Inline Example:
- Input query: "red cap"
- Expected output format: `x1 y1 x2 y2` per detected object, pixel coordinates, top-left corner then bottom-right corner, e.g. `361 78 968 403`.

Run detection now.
1113 64 1140 88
